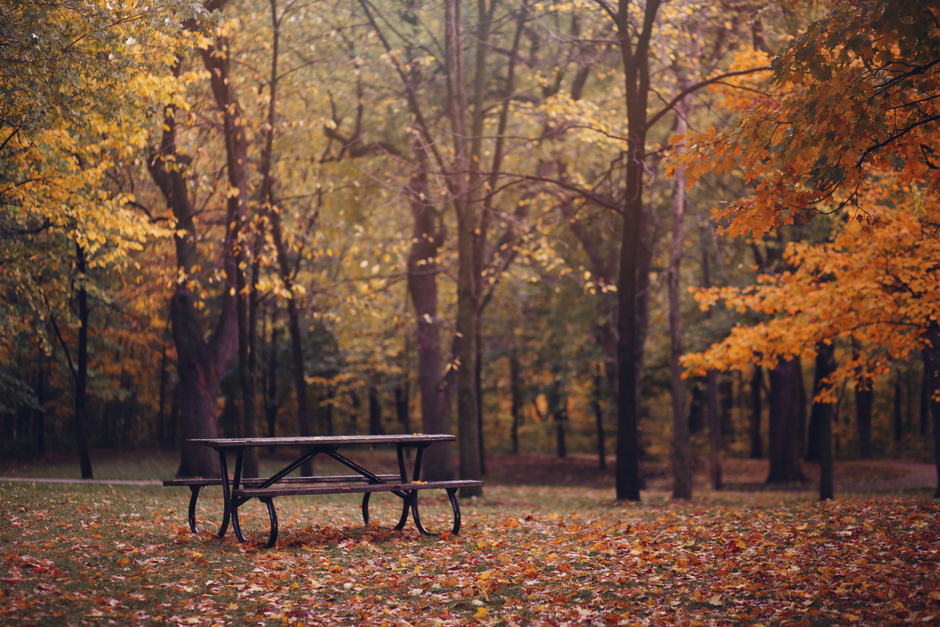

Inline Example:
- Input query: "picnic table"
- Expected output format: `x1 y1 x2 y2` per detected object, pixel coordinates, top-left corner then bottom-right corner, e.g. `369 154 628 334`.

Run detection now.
164 434 482 548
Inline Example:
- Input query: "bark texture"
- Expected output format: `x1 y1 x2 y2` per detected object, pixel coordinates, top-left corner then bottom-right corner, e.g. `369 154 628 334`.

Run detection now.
767 358 806 483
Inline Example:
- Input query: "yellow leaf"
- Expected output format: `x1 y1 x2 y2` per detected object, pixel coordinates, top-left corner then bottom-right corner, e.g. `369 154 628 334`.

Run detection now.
708 595 723 606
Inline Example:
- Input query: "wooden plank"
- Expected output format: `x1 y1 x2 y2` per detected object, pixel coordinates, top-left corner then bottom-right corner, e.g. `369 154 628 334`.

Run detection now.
162 474 401 487
187 434 456 450
235 480 484 499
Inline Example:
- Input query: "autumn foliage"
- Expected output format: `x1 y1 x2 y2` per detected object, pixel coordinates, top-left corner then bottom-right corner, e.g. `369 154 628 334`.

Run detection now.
670 0 940 394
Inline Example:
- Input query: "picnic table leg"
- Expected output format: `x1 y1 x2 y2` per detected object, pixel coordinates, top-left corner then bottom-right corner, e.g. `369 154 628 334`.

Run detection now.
405 443 461 535
262 498 278 548
229 449 246 543
217 452 231 539
410 487 462 536
361 492 410 530
187 486 201 534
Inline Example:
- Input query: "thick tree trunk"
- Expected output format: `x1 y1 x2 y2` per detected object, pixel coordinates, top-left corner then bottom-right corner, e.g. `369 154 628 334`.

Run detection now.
443 0 484 497
75 244 92 479
749 365 763 459
198 18 259 478
148 63 238 478
806 342 836 499
406 162 455 481
767 358 805 483
615 170 642 501
171 288 225 478
612 0 662 501
455 221 482 492
806 342 836 463
922 323 940 499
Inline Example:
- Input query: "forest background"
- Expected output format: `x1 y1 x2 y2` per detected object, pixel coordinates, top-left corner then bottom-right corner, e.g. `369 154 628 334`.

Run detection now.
2 0 938 500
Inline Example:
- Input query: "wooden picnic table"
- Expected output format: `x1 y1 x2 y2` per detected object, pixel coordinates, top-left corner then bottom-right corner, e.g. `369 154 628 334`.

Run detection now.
165 434 482 548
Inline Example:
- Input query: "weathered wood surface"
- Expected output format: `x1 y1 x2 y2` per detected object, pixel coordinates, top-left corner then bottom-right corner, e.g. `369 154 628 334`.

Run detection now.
162 474 401 487
236 480 483 499
188 434 456 449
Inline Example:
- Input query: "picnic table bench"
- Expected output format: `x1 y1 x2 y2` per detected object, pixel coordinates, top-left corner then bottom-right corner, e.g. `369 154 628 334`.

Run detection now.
163 434 482 548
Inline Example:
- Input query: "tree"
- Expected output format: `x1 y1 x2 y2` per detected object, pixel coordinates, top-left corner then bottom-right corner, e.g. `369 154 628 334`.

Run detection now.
673 0 940 496
1 0 196 475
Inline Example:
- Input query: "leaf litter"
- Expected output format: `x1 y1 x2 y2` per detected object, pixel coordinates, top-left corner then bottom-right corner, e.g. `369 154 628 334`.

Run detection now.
1 483 938 626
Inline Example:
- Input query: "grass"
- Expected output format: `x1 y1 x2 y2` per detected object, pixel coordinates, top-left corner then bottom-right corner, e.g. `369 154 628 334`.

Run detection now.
1 451 938 626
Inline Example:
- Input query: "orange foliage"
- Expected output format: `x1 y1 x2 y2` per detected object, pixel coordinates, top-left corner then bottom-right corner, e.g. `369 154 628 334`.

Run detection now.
667 0 940 396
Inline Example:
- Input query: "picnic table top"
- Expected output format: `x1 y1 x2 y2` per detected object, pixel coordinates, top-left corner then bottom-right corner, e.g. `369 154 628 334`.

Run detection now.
188 434 456 450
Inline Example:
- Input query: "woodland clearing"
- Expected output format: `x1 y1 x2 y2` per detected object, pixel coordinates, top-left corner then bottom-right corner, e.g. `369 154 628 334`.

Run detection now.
1 452 938 626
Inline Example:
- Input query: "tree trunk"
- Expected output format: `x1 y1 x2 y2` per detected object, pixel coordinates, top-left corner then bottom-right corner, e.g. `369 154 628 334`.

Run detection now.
719 377 734 442
196 10 260 478
818 378 835 502
170 287 228 478
148 69 238 478
921 322 940 499
613 0 662 501
476 330 486 474
668 90 692 499
749 364 763 459
506 351 521 455
395 383 410 434
702 230 721 490
594 363 606 470
796 358 807 458
689 378 705 434
548 379 567 459
443 0 484 497
707 370 721 489
806 342 836 463
32 361 45 455
368 384 385 436
324 385 334 436
158 321 169 448
265 304 279 440
894 377 904 443
855 379 873 459
406 158 455 481
767 358 805 483
237 245 260 477
922 363 931 438
806 342 836 499
75 244 93 479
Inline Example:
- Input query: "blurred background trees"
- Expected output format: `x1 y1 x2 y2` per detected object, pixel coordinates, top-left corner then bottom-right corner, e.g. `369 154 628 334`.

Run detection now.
1 0 936 498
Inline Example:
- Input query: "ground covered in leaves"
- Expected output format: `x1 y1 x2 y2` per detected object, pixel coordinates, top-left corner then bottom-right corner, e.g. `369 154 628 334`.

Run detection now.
1 455 939 626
